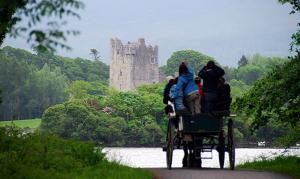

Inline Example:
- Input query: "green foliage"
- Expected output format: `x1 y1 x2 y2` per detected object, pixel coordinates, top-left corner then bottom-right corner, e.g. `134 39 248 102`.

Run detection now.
0 127 151 179
160 50 214 76
0 46 109 121
234 55 300 145
1 46 109 83
0 53 68 120
41 100 127 146
278 0 300 52
42 82 166 146
0 127 103 177
236 65 264 85
0 0 84 52
0 118 41 128
237 156 300 179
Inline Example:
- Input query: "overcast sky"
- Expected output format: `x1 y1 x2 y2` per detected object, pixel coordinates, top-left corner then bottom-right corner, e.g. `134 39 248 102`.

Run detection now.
3 0 299 67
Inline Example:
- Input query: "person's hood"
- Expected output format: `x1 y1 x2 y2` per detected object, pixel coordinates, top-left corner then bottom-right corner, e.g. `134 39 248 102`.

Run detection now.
181 65 194 81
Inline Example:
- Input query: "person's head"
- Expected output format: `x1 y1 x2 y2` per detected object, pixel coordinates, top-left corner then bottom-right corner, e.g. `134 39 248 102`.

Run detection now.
179 62 188 76
206 60 215 69
194 76 201 84
168 79 174 85
173 77 179 84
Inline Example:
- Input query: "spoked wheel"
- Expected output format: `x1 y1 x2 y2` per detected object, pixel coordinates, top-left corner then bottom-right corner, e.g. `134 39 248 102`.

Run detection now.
166 119 175 169
228 118 235 170
218 131 225 169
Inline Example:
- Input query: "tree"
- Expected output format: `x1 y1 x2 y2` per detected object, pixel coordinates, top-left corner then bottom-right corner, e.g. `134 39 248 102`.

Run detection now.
160 50 214 76
90 49 100 61
0 0 84 52
237 65 264 85
238 55 248 68
278 0 300 52
234 54 300 146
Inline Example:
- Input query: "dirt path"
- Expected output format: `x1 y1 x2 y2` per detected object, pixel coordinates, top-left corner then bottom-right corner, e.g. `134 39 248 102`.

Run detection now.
149 168 292 179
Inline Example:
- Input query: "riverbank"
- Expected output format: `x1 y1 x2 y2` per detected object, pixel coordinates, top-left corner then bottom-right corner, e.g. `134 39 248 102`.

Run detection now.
0 127 152 179
237 156 300 179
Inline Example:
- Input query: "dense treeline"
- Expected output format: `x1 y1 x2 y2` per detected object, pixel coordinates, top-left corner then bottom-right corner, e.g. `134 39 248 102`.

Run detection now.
41 83 165 146
234 54 300 146
0 46 292 146
0 46 108 120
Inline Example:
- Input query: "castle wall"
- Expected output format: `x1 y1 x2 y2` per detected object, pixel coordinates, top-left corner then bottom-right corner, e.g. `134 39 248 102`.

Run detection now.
110 38 159 91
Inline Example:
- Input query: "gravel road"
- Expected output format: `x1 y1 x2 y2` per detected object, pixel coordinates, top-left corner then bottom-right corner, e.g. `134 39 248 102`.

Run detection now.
149 168 292 179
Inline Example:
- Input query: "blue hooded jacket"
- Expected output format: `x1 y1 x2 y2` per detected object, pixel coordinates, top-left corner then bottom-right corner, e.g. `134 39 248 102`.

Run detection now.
173 65 198 98
169 84 185 110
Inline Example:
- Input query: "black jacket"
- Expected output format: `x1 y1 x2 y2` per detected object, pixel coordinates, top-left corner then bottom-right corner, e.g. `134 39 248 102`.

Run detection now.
198 65 225 92
216 83 231 111
163 82 173 104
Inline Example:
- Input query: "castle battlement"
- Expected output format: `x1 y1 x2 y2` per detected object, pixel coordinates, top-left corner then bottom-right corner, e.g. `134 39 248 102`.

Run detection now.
109 38 159 91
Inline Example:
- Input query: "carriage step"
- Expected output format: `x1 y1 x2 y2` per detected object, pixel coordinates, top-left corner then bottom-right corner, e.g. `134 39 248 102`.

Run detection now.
194 147 212 153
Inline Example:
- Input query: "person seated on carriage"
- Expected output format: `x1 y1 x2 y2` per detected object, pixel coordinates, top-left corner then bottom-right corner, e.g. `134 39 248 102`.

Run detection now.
163 76 174 105
194 76 204 112
169 77 187 113
198 60 225 113
172 61 200 115
215 77 232 113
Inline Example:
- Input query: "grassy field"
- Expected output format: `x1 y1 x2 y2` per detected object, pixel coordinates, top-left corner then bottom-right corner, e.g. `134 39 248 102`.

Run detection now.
0 118 41 128
237 156 300 179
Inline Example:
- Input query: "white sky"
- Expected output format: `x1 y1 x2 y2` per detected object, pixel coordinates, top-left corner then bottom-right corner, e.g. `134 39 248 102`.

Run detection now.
3 0 299 67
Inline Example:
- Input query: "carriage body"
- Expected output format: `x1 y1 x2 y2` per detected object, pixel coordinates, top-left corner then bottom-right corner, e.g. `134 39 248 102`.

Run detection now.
165 113 235 170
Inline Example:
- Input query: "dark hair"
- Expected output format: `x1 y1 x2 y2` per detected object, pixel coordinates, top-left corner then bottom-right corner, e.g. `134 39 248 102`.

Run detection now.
173 77 179 84
168 79 174 85
195 77 201 84
179 62 188 76
207 60 215 69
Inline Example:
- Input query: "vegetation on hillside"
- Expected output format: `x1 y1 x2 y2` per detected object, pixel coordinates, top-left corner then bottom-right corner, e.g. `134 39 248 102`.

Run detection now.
41 83 165 146
0 127 151 179
0 45 292 146
233 0 300 147
0 46 108 120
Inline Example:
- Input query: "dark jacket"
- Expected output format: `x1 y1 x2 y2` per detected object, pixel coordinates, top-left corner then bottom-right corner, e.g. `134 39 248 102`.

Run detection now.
216 83 231 111
163 82 173 104
198 65 225 92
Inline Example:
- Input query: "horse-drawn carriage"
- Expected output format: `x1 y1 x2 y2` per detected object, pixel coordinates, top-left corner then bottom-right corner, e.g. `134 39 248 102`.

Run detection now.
163 109 235 170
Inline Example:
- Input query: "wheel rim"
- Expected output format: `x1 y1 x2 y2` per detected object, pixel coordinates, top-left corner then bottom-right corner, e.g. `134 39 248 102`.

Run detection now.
218 131 225 169
228 118 235 170
166 120 174 169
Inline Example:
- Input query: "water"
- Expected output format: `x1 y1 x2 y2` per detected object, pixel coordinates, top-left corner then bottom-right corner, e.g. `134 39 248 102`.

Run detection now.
103 147 300 168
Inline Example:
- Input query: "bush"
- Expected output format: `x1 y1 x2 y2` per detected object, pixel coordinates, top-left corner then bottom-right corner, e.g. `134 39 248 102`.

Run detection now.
0 127 104 178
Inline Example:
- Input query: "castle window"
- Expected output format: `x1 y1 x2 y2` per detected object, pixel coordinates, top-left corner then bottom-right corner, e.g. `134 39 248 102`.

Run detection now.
120 70 122 76
151 57 155 64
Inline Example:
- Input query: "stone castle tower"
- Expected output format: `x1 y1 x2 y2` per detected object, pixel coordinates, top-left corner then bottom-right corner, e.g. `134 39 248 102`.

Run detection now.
109 38 159 91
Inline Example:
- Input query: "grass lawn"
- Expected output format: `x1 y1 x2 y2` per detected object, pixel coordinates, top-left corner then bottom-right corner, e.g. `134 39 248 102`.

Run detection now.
0 118 41 128
237 156 300 179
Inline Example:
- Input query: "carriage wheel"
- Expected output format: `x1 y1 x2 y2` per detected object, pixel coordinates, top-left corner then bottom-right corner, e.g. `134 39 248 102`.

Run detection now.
228 118 235 170
166 119 174 169
218 131 225 169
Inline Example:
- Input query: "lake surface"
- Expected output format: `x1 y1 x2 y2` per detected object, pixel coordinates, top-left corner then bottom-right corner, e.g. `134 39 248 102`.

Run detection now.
103 148 300 168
